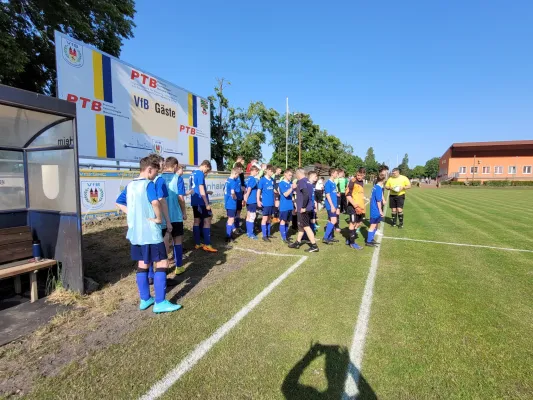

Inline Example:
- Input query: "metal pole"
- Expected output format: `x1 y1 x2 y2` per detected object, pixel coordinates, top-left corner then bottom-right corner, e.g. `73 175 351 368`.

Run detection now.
285 97 289 169
298 119 302 168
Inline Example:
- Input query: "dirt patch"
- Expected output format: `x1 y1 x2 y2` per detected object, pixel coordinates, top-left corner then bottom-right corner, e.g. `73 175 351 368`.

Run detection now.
0 206 248 398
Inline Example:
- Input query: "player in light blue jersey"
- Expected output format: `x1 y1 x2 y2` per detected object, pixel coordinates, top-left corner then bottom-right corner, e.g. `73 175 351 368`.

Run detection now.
160 157 186 275
257 165 275 242
323 168 339 244
115 157 181 314
366 175 385 247
190 160 217 253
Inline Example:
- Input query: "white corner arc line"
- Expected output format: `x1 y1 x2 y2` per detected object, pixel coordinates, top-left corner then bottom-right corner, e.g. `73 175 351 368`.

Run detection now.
383 236 533 253
342 204 388 399
139 255 308 400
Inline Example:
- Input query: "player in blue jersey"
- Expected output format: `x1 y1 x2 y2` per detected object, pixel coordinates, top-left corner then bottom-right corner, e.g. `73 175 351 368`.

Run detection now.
366 175 385 247
272 166 283 224
323 168 340 244
224 168 239 247
278 169 296 243
257 165 275 242
191 160 217 253
233 162 245 234
307 171 318 234
288 169 319 252
115 157 181 313
244 165 260 239
160 157 186 275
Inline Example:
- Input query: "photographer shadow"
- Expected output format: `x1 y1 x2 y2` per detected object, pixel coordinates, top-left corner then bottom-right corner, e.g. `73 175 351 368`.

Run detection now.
281 342 377 400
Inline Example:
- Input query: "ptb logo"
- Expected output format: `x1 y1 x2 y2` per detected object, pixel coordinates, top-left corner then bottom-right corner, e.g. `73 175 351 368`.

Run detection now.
130 69 157 88
66 94 102 111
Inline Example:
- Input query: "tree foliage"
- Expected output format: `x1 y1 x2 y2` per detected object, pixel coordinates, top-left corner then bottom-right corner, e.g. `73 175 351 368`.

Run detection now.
364 147 379 177
209 78 236 170
411 165 426 178
398 153 411 177
424 157 440 179
0 0 136 95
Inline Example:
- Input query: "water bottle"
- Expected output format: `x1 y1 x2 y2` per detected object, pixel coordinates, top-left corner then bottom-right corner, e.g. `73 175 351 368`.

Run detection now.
32 240 42 262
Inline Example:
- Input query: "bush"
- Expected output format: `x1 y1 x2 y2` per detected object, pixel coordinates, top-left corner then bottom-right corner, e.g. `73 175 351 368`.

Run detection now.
484 180 512 187
450 181 464 186
511 181 533 186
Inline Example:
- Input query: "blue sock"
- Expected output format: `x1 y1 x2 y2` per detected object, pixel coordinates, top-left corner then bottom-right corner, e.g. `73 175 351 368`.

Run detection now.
154 269 167 303
285 224 290 236
148 263 155 280
246 221 254 236
324 222 334 240
235 217 240 229
280 224 287 240
203 228 211 245
226 223 233 238
136 270 150 301
174 244 182 267
367 230 376 243
261 224 267 238
193 226 201 245
267 223 271 237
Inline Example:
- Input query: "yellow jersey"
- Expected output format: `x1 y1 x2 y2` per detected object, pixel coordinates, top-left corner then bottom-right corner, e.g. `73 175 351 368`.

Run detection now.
386 175 410 196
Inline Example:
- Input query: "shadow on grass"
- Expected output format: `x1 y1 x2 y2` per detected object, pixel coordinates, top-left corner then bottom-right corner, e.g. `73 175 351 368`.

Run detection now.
281 342 377 400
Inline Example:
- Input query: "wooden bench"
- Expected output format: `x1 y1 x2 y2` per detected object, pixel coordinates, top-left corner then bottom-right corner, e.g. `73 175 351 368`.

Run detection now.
0 226 57 303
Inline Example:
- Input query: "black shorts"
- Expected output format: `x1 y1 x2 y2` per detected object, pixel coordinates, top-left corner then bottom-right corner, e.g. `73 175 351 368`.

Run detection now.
315 190 324 203
236 200 243 211
389 195 405 209
162 222 184 238
347 205 364 224
297 211 313 229
192 205 212 219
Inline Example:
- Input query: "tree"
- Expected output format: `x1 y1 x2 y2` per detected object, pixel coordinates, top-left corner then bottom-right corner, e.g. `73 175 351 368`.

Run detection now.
424 157 440 179
398 153 411 177
0 0 136 95
411 165 426 178
225 101 267 169
364 147 379 177
209 78 235 170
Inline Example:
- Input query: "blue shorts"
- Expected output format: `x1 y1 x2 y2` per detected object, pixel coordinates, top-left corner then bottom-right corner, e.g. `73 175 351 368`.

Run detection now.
131 242 167 265
327 210 338 219
370 216 383 224
227 209 237 218
279 210 292 222
247 203 257 213
262 206 274 216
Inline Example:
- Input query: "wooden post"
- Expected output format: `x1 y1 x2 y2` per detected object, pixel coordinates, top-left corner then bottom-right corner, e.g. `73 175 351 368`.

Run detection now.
14 275 22 294
30 271 38 303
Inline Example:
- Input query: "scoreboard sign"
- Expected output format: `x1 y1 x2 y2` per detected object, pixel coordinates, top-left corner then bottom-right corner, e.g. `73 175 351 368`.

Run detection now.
55 31 210 165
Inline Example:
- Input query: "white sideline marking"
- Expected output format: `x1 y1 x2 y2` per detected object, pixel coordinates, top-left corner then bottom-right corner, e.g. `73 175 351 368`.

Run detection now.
140 254 308 400
234 247 303 257
342 205 388 399
383 236 533 253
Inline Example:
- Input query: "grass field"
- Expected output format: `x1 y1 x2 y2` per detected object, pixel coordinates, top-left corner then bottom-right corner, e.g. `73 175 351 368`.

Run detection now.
3 187 533 399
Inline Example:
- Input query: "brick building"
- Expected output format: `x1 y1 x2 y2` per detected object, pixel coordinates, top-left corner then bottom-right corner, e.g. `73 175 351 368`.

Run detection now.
439 140 533 182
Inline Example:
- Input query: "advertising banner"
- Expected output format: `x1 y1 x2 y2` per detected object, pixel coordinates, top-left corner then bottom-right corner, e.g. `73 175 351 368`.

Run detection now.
80 170 227 221
55 31 210 165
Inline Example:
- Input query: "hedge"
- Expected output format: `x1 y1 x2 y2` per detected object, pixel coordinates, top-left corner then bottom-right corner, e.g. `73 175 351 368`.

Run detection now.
439 180 533 187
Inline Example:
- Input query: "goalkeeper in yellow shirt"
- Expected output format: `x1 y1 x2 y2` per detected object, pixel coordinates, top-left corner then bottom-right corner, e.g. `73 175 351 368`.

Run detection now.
385 168 411 228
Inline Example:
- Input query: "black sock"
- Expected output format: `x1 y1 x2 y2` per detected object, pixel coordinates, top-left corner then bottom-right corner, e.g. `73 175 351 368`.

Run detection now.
391 213 397 224
292 215 298 230
349 229 356 244
398 213 404 225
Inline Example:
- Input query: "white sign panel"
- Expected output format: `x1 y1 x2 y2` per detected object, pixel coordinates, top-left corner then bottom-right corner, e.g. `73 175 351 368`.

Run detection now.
55 31 210 165
79 170 227 221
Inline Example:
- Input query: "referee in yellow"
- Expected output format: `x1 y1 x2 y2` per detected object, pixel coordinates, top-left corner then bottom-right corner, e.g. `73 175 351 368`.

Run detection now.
385 168 411 228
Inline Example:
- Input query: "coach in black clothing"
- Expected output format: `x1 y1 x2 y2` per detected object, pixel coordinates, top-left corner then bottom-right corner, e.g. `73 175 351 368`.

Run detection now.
288 169 319 252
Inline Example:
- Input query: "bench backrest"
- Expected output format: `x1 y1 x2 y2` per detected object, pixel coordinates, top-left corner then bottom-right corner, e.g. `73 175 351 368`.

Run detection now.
0 226 33 264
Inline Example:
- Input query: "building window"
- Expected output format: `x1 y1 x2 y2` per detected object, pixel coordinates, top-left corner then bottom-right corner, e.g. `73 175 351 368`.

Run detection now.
509 166 517 174
524 166 532 174
459 166 466 174
482 166 490 174
494 166 503 174
470 166 478 174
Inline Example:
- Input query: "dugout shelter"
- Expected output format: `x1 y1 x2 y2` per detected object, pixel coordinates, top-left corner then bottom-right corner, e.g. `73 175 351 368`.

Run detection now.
0 84 84 294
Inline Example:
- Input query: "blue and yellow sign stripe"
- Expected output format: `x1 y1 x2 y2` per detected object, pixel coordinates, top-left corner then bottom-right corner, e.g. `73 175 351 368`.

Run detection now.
188 93 198 128
93 50 115 158
189 136 198 165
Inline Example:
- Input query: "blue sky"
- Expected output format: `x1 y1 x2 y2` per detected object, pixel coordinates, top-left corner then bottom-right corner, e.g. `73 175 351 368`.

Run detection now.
121 0 533 167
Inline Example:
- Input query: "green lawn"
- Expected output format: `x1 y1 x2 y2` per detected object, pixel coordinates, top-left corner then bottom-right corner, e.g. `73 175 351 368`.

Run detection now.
23 187 533 399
